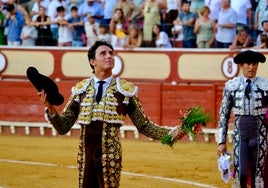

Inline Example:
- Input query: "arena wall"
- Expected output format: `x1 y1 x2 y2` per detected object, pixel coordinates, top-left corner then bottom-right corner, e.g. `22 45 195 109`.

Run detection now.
0 47 267 139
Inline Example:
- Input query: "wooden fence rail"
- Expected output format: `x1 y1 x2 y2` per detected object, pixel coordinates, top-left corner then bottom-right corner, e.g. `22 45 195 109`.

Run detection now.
0 121 234 143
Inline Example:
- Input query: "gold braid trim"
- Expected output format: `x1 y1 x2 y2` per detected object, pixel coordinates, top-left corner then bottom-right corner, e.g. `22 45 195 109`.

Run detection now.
72 77 138 125
72 78 93 96
73 77 136 187
77 124 86 188
116 77 137 96
128 96 171 140
102 123 122 187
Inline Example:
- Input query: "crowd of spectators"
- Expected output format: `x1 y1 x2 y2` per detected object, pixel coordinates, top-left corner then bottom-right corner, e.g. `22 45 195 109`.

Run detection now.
0 0 267 49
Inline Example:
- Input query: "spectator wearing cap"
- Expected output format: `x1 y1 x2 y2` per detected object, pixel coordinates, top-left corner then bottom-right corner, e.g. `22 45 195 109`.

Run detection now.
78 0 104 24
217 50 268 187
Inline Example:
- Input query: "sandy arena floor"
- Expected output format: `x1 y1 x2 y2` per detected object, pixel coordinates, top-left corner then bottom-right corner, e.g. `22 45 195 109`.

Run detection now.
0 135 233 188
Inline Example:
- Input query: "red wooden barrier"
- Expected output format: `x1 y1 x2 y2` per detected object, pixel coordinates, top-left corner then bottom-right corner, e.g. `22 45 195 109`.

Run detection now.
2 47 266 134
0 80 220 128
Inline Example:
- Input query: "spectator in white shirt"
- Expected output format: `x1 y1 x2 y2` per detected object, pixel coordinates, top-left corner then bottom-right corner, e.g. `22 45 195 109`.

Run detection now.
84 15 99 47
56 6 72 46
152 24 172 48
47 0 69 42
214 0 237 48
204 0 221 21
20 17 38 46
231 0 252 31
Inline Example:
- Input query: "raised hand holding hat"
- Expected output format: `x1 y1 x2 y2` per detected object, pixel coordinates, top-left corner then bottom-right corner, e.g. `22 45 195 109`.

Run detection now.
26 67 64 106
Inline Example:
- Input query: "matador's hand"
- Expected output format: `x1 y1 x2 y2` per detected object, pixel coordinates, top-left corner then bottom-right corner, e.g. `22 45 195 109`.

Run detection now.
38 90 56 115
217 144 227 158
38 89 48 105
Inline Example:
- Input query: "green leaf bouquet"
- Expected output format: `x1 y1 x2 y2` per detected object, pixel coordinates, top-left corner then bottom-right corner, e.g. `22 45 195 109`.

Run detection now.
161 106 213 147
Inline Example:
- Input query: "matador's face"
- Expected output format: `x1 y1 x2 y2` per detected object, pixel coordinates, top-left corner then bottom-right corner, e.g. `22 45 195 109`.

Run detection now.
241 62 259 79
90 45 115 75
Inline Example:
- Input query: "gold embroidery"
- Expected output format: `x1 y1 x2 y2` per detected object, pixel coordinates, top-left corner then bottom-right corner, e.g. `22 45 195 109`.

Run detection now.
74 77 137 187
75 78 137 125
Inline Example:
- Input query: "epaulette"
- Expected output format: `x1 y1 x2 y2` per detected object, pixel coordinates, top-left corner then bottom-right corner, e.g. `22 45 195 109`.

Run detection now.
116 77 138 97
256 77 268 91
71 78 93 95
225 77 241 91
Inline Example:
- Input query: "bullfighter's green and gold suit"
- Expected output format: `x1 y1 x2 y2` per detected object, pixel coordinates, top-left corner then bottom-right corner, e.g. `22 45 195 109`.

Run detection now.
45 77 178 188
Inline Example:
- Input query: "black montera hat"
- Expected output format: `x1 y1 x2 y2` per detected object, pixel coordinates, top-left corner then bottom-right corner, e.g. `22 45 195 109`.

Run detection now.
26 67 64 106
233 50 266 64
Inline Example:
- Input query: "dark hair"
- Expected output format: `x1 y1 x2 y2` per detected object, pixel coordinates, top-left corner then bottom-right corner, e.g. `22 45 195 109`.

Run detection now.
114 8 124 15
87 40 114 71
152 24 162 46
260 34 268 48
71 6 78 11
56 6 65 12
113 8 125 23
6 3 15 12
262 20 268 26
182 0 191 6
152 24 162 34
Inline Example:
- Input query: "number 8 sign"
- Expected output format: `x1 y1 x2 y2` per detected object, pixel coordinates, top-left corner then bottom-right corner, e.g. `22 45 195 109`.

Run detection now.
221 56 239 79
